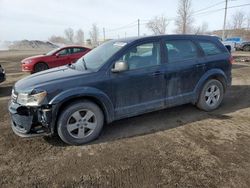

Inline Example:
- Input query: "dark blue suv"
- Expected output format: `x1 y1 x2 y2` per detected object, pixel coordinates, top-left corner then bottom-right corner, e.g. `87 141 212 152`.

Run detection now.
9 35 232 145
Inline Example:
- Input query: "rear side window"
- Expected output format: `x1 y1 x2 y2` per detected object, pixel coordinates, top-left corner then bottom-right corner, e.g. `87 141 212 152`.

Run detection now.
165 40 198 63
198 41 222 56
72 47 86 53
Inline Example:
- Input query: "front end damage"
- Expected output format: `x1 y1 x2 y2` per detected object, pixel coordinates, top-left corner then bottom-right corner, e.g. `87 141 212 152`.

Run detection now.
9 101 54 138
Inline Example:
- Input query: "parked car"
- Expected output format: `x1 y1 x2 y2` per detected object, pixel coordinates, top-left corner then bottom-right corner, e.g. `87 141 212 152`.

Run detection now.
21 46 91 73
0 64 6 83
9 35 232 145
236 41 250 51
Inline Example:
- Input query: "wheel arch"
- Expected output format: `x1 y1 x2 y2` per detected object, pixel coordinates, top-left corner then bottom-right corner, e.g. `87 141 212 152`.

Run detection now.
194 69 228 103
49 87 115 132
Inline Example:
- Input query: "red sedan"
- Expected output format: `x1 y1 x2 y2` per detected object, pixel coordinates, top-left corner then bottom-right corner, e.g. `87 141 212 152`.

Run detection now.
21 46 91 73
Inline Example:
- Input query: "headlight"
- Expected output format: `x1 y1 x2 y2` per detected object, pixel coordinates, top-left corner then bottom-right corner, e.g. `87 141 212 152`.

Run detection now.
17 91 47 106
24 59 33 64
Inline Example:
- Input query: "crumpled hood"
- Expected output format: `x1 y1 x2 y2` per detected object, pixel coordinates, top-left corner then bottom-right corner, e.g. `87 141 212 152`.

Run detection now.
14 66 92 93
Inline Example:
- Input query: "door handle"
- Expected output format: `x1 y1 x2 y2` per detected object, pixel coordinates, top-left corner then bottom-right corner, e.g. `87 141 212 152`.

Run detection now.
152 71 164 77
196 64 205 68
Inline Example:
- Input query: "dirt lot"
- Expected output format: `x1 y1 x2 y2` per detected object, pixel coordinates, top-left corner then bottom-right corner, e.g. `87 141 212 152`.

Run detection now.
1 50 250 188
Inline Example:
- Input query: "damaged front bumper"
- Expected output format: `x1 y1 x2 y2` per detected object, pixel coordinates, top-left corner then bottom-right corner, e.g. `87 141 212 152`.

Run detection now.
8 101 54 137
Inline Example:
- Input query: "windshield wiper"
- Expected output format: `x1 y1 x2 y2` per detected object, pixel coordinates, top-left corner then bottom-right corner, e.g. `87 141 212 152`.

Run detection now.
82 58 87 70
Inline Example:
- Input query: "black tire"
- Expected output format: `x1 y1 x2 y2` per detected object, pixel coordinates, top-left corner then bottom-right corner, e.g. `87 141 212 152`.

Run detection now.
197 79 224 112
57 100 104 145
243 45 250 52
33 62 49 73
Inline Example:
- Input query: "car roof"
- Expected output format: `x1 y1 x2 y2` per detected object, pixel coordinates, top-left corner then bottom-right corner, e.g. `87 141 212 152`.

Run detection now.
113 34 218 44
61 45 90 49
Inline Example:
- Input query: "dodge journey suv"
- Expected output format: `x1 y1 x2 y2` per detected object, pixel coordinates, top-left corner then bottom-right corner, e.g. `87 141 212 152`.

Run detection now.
9 35 232 145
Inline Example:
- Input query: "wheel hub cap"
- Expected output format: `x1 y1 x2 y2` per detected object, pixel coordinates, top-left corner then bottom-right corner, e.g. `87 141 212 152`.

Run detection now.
66 109 97 139
205 85 220 107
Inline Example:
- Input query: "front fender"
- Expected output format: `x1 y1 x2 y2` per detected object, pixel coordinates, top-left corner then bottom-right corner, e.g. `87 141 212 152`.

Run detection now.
49 87 115 123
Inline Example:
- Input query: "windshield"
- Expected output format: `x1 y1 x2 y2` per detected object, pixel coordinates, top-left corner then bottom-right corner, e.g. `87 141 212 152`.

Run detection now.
74 40 127 71
46 47 60 55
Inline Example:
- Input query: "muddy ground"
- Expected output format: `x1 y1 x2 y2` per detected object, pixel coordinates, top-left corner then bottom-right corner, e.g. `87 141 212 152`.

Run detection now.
1 50 250 188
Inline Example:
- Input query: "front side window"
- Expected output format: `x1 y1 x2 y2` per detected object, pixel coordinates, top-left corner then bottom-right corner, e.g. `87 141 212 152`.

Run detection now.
119 42 161 70
165 40 198 63
58 48 70 56
198 41 222 56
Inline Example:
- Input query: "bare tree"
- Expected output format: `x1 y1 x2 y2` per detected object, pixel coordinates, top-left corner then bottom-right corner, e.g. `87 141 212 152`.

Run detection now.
48 35 67 44
175 0 194 34
146 15 169 35
232 11 245 29
64 28 74 44
75 29 85 45
89 24 99 47
195 22 209 34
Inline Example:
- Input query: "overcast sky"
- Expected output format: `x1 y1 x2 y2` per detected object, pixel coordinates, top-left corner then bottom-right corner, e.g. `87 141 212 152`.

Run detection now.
0 0 249 41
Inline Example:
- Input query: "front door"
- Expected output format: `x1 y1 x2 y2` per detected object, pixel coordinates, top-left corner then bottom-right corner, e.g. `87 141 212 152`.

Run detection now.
111 41 166 118
52 48 71 67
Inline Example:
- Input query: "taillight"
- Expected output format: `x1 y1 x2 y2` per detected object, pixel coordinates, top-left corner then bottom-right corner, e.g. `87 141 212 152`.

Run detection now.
229 55 235 64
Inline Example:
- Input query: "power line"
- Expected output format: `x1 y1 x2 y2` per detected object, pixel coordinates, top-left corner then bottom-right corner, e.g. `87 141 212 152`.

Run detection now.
106 21 138 32
194 1 225 14
194 3 250 16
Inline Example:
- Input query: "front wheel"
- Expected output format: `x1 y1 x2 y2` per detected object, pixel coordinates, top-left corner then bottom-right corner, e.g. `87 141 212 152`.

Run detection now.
197 79 224 111
33 62 49 73
57 101 104 145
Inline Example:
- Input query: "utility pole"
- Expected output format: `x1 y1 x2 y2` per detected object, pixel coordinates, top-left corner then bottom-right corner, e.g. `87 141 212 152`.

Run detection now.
103 27 106 41
138 19 140 37
222 0 228 40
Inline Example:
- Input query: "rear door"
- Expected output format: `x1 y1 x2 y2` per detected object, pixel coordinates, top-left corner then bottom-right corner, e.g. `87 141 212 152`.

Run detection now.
163 39 206 106
70 47 88 63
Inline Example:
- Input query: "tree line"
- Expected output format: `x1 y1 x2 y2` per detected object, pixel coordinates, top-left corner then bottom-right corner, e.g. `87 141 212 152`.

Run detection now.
48 0 250 46
49 24 99 47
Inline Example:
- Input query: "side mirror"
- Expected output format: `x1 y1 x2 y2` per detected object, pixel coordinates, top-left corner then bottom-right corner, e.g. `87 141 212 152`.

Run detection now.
111 61 128 73
55 53 60 58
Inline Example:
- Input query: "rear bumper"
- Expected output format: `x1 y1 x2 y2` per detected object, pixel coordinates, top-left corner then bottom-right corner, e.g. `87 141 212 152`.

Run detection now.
0 72 5 83
8 101 53 137
0 76 5 83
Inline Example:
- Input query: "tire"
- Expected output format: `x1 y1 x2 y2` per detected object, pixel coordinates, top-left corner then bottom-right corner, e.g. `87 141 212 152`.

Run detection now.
243 45 250 52
34 62 49 73
57 100 104 145
197 79 224 112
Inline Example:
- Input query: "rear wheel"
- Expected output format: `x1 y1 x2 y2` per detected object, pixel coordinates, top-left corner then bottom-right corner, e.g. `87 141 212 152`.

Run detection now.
34 62 49 73
57 100 104 145
197 79 224 111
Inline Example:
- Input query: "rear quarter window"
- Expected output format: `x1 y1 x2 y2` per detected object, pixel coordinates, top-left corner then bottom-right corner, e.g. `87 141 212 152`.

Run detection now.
198 41 222 56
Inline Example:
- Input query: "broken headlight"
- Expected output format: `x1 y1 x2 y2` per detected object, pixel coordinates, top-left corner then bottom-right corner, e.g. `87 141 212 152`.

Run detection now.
17 91 47 107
